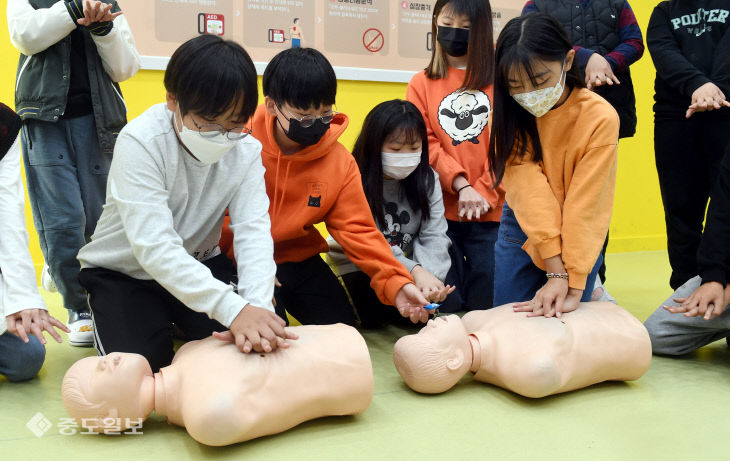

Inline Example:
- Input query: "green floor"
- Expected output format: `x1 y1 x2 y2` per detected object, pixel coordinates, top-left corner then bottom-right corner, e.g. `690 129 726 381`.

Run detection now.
2 251 729 460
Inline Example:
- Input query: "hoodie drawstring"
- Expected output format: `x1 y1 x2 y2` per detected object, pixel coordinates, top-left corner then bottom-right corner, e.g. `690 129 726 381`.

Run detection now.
272 153 282 221
271 153 292 224
276 162 292 221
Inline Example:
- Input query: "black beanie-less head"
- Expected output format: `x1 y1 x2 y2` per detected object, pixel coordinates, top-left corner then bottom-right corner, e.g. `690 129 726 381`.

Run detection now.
0 103 22 162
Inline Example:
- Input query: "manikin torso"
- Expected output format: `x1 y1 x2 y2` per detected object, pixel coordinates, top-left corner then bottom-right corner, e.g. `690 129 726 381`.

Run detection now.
154 324 373 446
463 303 652 398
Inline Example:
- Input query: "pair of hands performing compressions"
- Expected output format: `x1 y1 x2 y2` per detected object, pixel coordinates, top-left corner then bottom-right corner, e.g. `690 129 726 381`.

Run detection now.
215 278 439 355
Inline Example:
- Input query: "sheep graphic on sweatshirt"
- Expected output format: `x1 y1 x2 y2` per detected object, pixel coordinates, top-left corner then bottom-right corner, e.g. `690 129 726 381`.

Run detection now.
437 90 491 146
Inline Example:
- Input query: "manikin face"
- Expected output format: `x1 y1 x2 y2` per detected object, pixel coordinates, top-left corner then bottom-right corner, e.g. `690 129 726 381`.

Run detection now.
393 315 471 394
65 353 153 428
416 315 469 346
85 353 152 402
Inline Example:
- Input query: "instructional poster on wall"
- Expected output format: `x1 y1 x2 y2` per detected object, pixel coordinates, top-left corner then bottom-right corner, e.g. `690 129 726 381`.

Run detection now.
123 0 521 82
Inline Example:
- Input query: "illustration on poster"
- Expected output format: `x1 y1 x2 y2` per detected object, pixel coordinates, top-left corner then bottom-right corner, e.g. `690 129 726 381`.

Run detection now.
291 18 303 48
198 13 225 36
131 1 520 82
363 28 384 53
268 18 303 47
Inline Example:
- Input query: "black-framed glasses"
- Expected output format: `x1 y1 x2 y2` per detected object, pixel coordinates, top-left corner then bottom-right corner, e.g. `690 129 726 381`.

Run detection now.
190 117 252 140
277 104 337 128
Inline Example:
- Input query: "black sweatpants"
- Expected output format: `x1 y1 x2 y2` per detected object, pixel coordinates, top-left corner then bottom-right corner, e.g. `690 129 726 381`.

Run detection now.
341 270 412 329
655 115 730 289
79 253 234 372
274 255 357 326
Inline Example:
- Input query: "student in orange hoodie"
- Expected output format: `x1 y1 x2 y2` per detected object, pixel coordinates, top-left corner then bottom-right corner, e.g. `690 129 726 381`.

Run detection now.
488 13 619 318
406 0 505 313
221 48 429 326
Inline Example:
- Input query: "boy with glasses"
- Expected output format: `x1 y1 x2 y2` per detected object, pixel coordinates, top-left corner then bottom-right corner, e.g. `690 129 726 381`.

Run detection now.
77 35 295 373
220 47 430 326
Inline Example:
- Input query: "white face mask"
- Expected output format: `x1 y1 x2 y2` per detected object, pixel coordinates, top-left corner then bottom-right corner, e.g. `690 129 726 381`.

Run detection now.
512 61 566 118
175 103 238 165
382 152 422 180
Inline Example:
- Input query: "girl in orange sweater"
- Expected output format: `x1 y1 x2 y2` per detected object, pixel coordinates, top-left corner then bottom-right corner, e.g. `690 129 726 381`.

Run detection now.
488 13 619 317
406 0 505 312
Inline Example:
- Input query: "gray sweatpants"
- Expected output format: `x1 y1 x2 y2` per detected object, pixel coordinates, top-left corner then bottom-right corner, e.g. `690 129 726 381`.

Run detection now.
644 276 730 355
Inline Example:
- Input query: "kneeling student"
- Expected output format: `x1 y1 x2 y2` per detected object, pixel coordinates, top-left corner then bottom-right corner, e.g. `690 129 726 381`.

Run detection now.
77 35 295 373
221 48 430 326
645 145 730 355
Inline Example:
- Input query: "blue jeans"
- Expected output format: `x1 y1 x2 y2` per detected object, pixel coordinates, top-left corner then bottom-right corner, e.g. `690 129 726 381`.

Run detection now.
0 332 45 382
21 115 111 312
493 203 602 306
441 220 499 312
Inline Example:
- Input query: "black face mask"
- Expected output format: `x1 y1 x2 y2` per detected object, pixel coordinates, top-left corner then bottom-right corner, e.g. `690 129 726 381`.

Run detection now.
278 115 330 147
437 25 470 58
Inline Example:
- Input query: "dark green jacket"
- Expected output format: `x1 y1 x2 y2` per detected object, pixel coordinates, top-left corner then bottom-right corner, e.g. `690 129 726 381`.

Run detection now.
11 0 140 154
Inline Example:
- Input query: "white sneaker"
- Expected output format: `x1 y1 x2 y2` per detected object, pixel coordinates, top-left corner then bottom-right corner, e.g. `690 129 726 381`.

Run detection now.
67 309 94 347
41 262 57 293
591 278 617 304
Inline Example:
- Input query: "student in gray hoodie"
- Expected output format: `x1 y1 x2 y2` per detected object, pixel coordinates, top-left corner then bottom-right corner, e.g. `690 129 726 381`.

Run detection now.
327 100 453 328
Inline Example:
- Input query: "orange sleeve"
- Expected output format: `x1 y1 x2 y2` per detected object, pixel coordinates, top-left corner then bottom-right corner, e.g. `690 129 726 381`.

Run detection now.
219 209 236 264
561 119 619 289
324 159 413 305
472 160 504 209
471 116 503 208
503 155 563 261
406 79 466 194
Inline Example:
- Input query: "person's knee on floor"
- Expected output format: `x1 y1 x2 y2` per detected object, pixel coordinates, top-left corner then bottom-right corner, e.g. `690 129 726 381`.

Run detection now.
645 276 730 355
0 104 70 376
1 334 46 382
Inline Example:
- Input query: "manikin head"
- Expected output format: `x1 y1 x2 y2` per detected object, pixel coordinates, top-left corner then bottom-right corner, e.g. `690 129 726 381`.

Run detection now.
393 315 472 394
62 353 155 432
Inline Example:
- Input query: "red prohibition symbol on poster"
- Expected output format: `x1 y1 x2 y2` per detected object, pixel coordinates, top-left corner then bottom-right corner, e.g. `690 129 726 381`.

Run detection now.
363 28 384 53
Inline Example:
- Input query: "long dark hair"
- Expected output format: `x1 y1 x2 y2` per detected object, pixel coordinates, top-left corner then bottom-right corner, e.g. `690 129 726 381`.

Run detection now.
488 12 585 186
426 0 494 90
353 100 434 229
